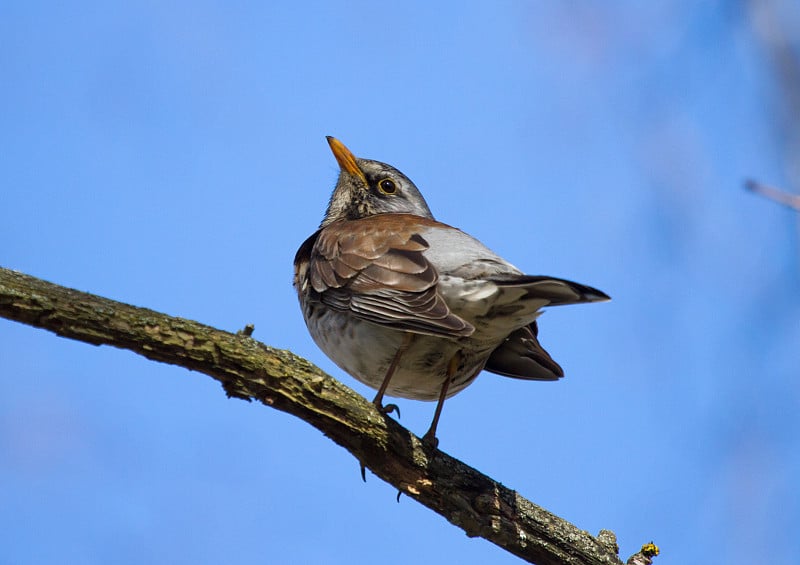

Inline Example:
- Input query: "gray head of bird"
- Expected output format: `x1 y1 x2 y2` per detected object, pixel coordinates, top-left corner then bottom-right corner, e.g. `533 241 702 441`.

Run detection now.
321 136 434 227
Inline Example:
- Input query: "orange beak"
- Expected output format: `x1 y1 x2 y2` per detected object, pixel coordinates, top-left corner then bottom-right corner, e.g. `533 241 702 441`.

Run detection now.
326 136 367 185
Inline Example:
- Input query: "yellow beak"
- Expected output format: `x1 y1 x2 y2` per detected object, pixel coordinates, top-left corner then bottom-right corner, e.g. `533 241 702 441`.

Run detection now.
326 136 367 185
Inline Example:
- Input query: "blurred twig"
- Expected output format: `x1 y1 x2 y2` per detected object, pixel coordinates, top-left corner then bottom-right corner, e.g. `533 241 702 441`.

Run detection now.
747 0 800 252
745 179 800 210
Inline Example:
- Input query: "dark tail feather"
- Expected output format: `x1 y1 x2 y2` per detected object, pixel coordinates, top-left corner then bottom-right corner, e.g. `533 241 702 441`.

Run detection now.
484 322 564 381
491 275 610 306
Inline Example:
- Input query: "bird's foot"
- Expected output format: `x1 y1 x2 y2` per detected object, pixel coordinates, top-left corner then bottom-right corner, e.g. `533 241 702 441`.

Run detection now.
421 429 439 449
374 402 400 418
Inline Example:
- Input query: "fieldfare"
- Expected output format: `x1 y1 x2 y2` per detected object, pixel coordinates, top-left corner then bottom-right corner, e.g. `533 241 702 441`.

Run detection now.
294 137 609 446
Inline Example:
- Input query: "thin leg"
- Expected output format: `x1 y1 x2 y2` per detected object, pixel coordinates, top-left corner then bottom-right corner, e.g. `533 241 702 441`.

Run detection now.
372 333 413 415
422 351 461 448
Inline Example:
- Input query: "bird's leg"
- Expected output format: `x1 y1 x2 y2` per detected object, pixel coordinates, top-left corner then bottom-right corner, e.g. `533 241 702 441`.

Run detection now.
372 333 414 416
421 351 461 448
360 334 414 481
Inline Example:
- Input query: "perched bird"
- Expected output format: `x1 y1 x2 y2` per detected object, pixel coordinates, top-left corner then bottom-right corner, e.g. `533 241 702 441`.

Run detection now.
294 137 609 446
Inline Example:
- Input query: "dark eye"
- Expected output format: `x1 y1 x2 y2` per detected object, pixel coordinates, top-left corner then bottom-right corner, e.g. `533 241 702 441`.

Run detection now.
378 178 397 195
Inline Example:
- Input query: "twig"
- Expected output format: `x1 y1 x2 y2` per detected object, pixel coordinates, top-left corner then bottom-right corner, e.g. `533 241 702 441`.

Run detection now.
745 179 800 211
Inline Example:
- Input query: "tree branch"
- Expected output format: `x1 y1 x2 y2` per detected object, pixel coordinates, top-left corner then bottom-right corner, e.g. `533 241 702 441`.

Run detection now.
745 179 800 211
0 266 656 565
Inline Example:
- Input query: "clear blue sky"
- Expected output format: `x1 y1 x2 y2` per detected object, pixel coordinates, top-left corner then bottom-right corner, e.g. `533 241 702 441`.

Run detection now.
2 2 798 564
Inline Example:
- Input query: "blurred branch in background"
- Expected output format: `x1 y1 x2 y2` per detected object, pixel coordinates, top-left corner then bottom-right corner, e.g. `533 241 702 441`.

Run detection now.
747 0 800 236
745 179 800 210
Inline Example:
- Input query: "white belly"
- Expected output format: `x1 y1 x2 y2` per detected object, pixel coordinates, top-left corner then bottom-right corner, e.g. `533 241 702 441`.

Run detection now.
302 299 537 401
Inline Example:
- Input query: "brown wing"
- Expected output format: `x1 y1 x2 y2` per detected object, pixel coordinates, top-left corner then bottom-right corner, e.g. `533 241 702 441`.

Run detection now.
295 215 474 338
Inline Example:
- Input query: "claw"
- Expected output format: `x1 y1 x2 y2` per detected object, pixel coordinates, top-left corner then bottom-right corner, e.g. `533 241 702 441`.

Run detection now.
421 430 439 449
360 462 367 482
378 403 400 418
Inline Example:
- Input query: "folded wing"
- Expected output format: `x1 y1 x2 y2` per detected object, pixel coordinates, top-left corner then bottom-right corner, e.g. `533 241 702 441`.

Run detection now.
296 216 474 338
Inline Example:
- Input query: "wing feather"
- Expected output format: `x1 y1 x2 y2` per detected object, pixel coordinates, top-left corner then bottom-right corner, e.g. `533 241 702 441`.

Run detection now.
302 216 474 338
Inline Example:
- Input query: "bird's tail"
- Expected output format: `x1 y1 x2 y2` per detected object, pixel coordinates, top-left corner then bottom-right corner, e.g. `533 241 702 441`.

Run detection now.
484 321 563 380
491 275 609 306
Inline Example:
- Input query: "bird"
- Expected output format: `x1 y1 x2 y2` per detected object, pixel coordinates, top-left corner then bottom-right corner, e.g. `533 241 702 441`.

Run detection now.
293 137 609 447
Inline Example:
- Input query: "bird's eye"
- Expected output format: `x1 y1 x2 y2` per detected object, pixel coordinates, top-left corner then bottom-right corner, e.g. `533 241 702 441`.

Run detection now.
378 178 397 195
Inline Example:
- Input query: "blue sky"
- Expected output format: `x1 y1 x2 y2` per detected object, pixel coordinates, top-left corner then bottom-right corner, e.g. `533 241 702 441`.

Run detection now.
2 2 799 564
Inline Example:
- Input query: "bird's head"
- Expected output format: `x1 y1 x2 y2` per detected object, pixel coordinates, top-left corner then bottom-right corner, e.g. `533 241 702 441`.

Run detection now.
320 136 434 227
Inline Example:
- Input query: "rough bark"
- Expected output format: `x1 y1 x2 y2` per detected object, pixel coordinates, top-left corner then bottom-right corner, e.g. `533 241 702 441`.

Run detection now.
0 266 657 565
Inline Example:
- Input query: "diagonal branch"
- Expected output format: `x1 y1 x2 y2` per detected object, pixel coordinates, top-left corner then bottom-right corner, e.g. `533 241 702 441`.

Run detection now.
745 179 800 211
0 266 656 565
